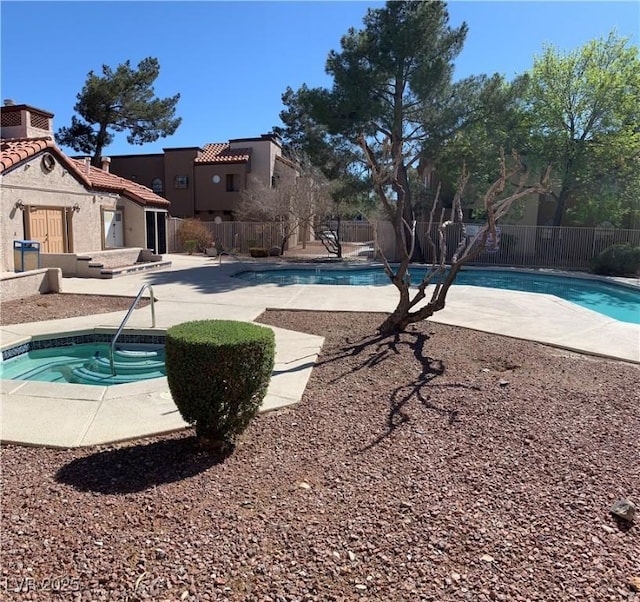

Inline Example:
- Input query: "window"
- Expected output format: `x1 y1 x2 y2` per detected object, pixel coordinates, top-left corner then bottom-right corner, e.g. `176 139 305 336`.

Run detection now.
226 173 237 192
151 178 164 194
174 175 188 189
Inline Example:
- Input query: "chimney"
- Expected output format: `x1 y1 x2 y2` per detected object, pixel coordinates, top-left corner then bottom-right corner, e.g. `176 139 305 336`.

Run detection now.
1 102 54 139
84 157 91 175
100 156 111 173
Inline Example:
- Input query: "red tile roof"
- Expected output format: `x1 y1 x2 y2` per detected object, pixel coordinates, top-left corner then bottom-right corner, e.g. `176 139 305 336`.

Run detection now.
196 143 251 164
0 137 59 173
1 137 168 208
68 159 169 208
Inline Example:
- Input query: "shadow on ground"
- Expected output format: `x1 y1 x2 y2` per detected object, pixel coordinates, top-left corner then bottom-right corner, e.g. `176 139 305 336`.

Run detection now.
144 262 256 296
144 259 384 296
55 435 230 494
315 328 466 448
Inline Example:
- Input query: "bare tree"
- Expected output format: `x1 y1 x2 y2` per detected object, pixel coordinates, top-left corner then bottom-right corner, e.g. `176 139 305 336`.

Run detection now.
239 166 333 254
362 141 550 336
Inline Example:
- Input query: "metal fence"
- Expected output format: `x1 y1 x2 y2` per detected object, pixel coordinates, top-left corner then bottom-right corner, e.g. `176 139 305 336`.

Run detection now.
412 224 640 270
168 218 639 271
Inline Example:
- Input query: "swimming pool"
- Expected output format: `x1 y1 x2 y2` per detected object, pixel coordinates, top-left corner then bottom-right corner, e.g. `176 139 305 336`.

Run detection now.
1 335 166 386
234 267 640 324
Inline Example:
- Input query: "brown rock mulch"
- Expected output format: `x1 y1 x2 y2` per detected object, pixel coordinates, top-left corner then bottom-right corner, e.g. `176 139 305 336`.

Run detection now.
0 293 149 325
1 309 638 601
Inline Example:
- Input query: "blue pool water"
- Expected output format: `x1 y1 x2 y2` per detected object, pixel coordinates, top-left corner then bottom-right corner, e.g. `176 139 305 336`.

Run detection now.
234 267 640 324
0 343 166 386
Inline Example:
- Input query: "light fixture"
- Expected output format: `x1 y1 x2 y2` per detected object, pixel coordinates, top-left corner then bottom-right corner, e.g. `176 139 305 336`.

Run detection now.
72 203 80 213
14 200 25 211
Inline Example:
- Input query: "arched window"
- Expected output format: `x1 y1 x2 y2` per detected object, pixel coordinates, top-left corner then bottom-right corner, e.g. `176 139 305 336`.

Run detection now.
151 178 164 194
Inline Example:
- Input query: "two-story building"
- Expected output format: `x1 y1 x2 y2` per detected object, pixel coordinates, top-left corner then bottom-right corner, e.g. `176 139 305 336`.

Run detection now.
108 134 298 221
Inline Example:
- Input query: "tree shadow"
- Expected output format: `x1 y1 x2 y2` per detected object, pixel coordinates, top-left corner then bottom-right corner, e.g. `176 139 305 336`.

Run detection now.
317 330 412 382
318 328 479 451
361 375 481 452
144 263 255 296
55 434 231 495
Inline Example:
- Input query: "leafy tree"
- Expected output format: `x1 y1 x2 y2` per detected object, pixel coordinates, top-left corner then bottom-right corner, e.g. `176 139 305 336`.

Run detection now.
56 57 181 166
278 1 550 334
431 73 534 211
276 86 374 217
526 32 640 226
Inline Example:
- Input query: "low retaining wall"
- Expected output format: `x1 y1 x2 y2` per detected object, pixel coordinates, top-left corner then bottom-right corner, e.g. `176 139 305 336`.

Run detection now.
40 248 147 277
0 268 63 301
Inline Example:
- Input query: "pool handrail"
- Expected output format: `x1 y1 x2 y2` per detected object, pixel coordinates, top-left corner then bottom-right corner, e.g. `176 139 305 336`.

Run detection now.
109 284 156 376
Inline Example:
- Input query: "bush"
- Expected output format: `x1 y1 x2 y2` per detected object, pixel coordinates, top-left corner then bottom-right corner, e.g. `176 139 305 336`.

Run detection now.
591 243 640 276
176 218 212 253
249 247 269 258
270 246 282 257
184 240 197 255
165 320 275 449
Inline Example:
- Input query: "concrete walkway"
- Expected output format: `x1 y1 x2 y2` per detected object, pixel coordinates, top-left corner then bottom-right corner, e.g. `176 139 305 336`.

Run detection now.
1 254 638 448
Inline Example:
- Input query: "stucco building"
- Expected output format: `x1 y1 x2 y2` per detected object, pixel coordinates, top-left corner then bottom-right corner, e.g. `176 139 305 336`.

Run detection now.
108 134 298 220
0 101 170 274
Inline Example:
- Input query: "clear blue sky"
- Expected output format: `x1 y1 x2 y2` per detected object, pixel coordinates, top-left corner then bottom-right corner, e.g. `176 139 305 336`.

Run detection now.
2 1 638 157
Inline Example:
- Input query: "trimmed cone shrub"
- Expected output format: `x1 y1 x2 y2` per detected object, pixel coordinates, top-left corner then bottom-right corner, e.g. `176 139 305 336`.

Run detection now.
165 320 275 447
591 243 640 276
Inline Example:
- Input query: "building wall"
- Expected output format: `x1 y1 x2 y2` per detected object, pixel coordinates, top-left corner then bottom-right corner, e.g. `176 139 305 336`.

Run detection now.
230 137 280 188
163 148 199 218
108 154 165 194
109 136 286 221
193 162 247 220
120 198 145 248
0 154 117 272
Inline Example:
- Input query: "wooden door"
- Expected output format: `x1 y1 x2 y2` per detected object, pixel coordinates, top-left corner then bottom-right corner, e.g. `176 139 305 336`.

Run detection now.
28 208 66 253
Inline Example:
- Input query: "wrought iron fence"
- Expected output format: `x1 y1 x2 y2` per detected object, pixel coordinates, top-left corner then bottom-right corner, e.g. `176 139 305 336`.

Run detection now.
413 224 640 270
168 218 639 271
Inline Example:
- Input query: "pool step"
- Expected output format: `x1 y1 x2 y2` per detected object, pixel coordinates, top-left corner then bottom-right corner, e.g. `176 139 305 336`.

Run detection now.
71 346 166 383
85 356 166 375
113 347 164 362
70 366 166 385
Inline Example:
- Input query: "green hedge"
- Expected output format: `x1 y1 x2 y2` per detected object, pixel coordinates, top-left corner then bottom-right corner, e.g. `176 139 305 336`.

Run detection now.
591 243 640 277
165 320 275 446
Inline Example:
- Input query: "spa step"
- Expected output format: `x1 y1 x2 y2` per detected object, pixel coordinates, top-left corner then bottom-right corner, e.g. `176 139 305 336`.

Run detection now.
70 366 166 385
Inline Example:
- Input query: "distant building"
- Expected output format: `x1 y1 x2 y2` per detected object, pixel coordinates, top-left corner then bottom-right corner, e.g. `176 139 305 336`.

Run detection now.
108 135 298 221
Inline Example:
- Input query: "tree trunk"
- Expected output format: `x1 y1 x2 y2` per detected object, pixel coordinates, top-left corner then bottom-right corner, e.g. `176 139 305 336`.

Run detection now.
553 185 570 226
91 123 110 167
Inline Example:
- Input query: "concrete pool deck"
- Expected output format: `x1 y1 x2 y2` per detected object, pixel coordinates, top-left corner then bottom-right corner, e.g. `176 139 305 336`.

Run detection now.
1 254 638 448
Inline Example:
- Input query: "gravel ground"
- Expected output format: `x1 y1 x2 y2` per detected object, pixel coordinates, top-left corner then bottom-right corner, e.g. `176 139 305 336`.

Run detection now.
1 306 639 601
0 293 150 325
